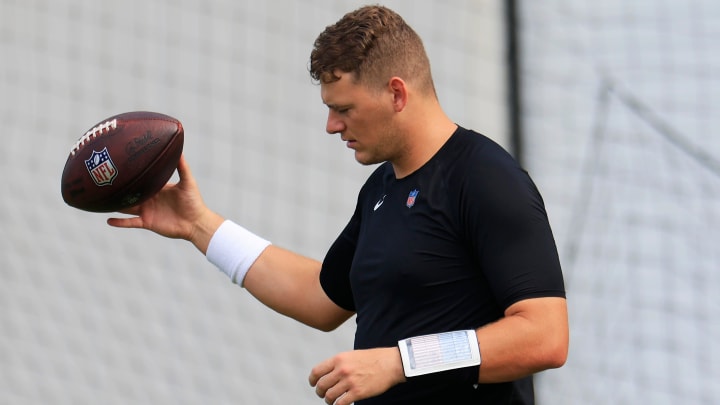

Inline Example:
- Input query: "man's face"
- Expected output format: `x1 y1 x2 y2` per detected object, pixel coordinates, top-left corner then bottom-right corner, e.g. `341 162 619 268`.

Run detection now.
320 71 405 166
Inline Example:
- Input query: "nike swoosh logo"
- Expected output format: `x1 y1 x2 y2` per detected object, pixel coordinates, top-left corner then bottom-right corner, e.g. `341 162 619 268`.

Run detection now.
374 195 386 211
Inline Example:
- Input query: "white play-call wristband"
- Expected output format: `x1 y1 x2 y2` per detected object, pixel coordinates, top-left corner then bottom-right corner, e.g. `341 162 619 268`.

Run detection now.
206 220 271 286
398 330 481 378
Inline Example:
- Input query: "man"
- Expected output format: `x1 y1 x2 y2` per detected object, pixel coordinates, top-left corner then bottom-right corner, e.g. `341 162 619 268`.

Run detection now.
109 5 568 404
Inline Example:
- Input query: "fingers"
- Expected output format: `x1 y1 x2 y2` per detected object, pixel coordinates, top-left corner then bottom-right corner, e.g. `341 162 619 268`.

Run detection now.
310 360 338 402
333 392 352 405
176 154 193 184
314 375 352 405
309 348 403 403
309 355 336 386
106 215 144 229
106 202 146 229
309 357 356 405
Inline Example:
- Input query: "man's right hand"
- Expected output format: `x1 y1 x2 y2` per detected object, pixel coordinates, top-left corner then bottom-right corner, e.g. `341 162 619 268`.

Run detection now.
107 154 225 254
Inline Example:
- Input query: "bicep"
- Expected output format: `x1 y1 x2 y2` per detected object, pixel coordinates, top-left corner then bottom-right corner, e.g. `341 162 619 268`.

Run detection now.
505 296 568 328
504 296 569 366
475 296 569 383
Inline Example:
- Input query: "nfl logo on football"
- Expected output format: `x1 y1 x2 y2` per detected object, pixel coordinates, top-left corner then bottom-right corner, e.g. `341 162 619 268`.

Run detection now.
85 147 118 186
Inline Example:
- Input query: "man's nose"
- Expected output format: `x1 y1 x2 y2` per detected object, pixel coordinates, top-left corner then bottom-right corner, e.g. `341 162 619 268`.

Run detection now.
326 111 345 134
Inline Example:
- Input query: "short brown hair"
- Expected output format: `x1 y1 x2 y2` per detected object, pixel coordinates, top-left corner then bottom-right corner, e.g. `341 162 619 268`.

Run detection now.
309 5 435 95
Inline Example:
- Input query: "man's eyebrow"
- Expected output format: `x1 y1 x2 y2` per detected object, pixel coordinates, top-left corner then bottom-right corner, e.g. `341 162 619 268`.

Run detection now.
325 103 351 110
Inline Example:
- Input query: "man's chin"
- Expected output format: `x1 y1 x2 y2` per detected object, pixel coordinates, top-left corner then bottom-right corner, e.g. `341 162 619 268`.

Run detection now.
354 152 383 166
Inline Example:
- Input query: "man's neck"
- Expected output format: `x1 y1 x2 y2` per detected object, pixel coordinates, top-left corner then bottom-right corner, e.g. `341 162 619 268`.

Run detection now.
391 113 457 179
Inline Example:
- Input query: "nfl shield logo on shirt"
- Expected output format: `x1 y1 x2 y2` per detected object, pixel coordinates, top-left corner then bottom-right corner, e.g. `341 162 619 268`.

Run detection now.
406 189 419 208
85 147 118 186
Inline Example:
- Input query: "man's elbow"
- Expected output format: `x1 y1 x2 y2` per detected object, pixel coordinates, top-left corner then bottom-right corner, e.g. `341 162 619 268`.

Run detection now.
314 320 343 333
540 333 569 370
306 309 354 332
537 298 569 370
545 344 568 369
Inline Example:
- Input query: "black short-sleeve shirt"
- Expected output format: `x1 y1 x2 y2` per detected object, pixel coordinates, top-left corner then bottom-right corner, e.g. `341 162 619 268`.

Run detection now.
320 127 565 404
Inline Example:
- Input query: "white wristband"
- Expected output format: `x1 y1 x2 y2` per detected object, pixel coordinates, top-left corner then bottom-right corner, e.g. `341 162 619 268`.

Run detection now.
398 330 481 377
206 220 271 286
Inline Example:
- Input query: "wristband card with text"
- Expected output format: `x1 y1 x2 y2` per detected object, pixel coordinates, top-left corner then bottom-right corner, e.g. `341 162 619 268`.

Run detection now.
398 330 481 377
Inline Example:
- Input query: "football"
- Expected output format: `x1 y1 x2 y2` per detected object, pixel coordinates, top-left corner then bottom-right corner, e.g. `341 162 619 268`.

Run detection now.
61 111 184 213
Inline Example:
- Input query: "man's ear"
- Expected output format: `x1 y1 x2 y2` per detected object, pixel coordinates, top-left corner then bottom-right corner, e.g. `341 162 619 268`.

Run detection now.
388 77 408 112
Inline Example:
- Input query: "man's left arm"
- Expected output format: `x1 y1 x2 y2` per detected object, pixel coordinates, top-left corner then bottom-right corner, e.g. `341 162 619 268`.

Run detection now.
308 296 567 404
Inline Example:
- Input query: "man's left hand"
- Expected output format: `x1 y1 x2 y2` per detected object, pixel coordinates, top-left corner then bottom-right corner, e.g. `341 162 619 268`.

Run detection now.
309 347 406 404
